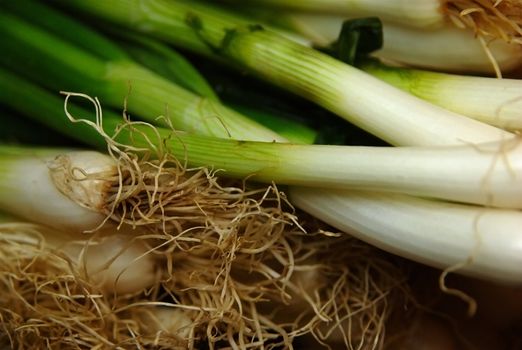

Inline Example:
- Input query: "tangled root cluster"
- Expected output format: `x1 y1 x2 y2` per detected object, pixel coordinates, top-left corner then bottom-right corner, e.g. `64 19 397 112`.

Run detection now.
0 94 412 349
445 0 522 44
0 219 409 349
0 223 189 349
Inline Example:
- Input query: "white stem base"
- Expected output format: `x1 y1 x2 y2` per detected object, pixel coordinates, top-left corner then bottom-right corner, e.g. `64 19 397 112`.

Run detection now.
290 187 522 285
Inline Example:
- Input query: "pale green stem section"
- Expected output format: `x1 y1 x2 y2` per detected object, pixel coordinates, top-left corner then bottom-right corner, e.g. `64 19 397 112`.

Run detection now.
360 61 522 130
218 0 445 28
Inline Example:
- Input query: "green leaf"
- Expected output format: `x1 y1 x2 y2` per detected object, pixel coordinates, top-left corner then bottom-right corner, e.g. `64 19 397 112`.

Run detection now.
325 17 383 65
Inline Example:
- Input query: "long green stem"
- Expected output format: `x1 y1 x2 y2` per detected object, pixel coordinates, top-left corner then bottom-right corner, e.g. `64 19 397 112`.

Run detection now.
0 5 283 142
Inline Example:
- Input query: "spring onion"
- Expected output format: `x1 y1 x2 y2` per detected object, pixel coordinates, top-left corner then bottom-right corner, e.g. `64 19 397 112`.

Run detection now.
60 0 513 146
4 7 520 284
0 1 283 142
5 1 521 284
290 188 522 284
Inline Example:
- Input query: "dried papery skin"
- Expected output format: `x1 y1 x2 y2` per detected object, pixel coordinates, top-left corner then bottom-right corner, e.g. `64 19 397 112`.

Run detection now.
49 151 117 213
445 0 522 44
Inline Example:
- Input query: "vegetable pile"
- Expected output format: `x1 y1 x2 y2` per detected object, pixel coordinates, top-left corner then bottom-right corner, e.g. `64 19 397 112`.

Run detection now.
1 0 521 349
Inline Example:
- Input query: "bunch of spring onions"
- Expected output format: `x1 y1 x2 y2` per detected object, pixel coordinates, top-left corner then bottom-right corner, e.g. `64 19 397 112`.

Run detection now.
2 1 522 347
44 0 522 286
2 0 522 282
0 10 408 343
0 92 409 348
3 62 522 286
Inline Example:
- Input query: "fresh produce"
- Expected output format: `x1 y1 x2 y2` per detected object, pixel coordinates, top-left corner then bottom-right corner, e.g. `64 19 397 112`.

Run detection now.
1 0 521 349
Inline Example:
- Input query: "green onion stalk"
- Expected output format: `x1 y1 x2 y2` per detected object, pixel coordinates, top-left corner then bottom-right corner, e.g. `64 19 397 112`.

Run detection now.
110 31 318 144
0 0 283 143
59 0 513 147
2 124 522 210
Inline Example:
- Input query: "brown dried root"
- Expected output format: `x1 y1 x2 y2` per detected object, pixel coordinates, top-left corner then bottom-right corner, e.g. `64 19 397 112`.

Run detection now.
0 210 411 349
268 230 411 350
0 223 189 349
140 183 306 349
0 93 413 349
445 0 522 44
